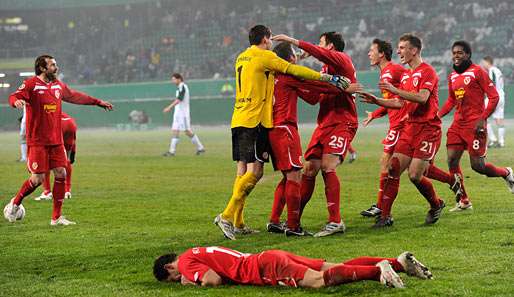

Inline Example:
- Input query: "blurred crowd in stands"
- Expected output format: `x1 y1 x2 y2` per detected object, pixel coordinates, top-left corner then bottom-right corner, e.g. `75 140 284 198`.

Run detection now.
0 0 513 85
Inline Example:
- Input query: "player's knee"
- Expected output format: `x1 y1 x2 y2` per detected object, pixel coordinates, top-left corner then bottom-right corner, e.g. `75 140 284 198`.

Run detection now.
303 162 319 177
53 167 67 179
387 157 401 178
447 157 459 169
30 175 44 186
470 158 485 173
408 170 423 184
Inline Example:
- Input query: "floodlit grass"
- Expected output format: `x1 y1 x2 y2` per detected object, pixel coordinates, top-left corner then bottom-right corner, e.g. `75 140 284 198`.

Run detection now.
1 124 513 297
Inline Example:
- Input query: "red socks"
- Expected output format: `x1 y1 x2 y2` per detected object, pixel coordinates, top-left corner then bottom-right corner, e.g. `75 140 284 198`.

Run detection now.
299 174 316 216
13 179 39 205
343 257 404 272
376 172 388 209
52 177 65 220
414 177 441 208
322 171 341 223
483 163 509 178
42 172 51 194
323 264 380 286
426 164 454 185
65 161 72 193
381 176 399 218
269 178 286 224
285 180 301 230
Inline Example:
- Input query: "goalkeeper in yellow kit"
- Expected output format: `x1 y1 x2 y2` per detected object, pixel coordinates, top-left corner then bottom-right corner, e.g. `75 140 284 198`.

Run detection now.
214 25 357 240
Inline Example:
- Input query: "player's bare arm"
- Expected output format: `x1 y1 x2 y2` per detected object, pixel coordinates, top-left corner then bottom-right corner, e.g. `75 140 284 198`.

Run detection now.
379 81 430 104
271 34 299 46
13 99 27 109
163 99 180 113
200 269 223 286
358 91 403 109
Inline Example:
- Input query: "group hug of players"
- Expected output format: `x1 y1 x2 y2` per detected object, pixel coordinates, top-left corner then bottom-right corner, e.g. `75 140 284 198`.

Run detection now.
214 25 514 240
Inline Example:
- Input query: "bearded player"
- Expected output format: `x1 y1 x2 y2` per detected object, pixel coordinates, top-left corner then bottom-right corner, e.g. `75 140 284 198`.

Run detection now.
154 246 433 289
4 54 113 225
272 31 359 237
438 41 514 211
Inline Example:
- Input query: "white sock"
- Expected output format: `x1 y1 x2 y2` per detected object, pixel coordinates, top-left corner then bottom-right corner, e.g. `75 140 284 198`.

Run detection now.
498 127 505 146
21 143 27 160
169 137 180 153
191 134 204 151
487 124 497 142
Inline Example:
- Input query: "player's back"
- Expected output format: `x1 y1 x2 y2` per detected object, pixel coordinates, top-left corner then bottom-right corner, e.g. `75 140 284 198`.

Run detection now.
232 46 280 129
178 246 262 285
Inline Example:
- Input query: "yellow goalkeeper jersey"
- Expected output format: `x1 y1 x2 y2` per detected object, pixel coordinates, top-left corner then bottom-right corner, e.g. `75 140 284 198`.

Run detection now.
232 45 322 128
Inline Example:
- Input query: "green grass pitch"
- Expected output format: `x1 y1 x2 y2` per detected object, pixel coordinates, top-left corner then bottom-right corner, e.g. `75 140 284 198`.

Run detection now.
1 124 513 297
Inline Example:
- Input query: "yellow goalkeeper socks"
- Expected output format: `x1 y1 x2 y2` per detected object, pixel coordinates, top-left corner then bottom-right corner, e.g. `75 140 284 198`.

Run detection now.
233 172 258 228
221 175 243 222
222 172 257 226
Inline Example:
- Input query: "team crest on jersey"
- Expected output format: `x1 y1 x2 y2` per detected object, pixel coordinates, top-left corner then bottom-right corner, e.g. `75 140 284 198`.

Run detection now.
18 83 25 90
455 88 465 100
31 162 38 170
413 77 419 87
464 77 471 85
54 89 61 99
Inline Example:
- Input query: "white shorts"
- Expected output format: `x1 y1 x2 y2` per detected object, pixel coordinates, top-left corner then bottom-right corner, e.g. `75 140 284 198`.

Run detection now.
172 114 191 131
491 95 505 120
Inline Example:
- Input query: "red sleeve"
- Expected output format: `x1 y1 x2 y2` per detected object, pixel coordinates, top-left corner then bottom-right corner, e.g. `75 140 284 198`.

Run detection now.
8 80 33 107
419 68 437 93
61 82 101 105
178 253 211 284
286 76 341 105
438 78 456 118
477 69 499 119
299 40 344 69
371 106 388 119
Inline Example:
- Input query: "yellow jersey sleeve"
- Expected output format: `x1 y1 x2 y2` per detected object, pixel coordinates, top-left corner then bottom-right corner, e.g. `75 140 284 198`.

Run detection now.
259 50 322 81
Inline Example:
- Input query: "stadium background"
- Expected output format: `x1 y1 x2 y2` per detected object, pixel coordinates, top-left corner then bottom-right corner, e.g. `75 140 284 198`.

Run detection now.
0 0 513 129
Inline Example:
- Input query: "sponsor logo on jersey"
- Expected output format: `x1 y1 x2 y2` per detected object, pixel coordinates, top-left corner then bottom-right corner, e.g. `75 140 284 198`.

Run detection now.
455 88 465 100
44 104 57 113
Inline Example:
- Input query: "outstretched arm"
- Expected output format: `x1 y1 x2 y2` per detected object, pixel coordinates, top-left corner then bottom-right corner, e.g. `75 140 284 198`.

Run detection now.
379 81 430 104
62 84 113 110
358 91 403 109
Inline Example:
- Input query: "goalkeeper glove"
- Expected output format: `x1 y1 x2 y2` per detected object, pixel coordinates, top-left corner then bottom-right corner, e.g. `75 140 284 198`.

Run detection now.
320 74 351 90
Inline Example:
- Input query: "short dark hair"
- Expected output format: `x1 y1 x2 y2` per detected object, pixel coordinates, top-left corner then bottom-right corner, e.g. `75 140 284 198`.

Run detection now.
320 32 345 52
35 54 54 75
249 25 271 45
452 40 472 58
153 253 177 282
399 34 422 51
372 38 393 61
273 42 294 61
171 73 183 80
483 56 494 64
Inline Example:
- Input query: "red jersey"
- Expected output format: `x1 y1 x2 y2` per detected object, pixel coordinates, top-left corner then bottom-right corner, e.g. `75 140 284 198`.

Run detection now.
298 40 358 128
439 64 499 128
399 62 441 126
371 62 408 130
178 246 263 285
61 112 77 153
9 76 100 146
273 74 342 127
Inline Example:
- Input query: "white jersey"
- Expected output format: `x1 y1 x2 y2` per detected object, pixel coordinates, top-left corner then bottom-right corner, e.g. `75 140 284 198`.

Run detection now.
174 82 190 116
488 66 505 99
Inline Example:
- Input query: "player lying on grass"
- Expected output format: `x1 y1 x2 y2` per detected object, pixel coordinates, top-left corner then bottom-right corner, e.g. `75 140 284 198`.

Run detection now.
153 246 432 289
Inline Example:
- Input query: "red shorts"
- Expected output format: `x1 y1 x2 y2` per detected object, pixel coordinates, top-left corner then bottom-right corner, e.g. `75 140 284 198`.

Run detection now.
304 124 357 160
382 128 402 154
446 125 487 157
258 250 325 287
269 125 303 171
394 123 441 160
27 145 68 174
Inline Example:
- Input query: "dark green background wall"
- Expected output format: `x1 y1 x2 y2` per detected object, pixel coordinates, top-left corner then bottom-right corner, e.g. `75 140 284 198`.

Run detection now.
1 71 512 130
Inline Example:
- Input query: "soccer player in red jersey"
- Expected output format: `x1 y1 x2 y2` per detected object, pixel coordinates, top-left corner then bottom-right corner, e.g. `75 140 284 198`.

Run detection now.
272 32 361 237
360 39 408 219
154 246 433 288
266 42 344 236
4 55 113 225
438 41 514 211
36 112 77 201
359 34 446 227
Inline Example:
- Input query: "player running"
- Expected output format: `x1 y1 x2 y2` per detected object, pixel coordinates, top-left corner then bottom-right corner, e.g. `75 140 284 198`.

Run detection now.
360 39 408 218
4 54 113 225
266 42 346 236
438 41 514 211
154 246 433 289
36 112 77 201
163 73 205 156
272 31 359 237
482 56 507 148
359 34 446 227
214 25 353 240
